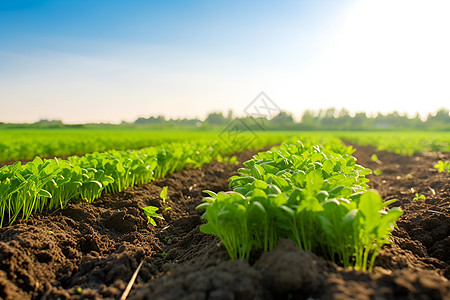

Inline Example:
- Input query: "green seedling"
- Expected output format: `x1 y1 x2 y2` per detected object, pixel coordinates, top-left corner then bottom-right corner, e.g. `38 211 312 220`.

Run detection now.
164 206 171 212
164 236 170 242
217 155 239 165
373 168 383 176
160 186 168 203
161 252 168 258
413 193 426 201
142 205 164 226
197 138 403 271
434 160 450 173
1 133 284 228
371 154 382 164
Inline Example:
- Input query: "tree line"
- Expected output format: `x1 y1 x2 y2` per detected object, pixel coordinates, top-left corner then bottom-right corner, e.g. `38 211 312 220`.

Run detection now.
134 107 450 130
1 107 448 130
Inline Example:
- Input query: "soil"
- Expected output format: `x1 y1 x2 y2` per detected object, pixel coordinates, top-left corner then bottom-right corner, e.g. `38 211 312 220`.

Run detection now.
0 144 449 300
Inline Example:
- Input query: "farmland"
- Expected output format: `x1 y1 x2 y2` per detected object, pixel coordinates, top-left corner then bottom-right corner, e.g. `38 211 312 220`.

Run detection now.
0 129 449 299
1 128 449 162
0 128 225 162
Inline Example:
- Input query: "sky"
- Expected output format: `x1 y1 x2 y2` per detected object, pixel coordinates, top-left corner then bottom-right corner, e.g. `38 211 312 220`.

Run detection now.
0 0 449 123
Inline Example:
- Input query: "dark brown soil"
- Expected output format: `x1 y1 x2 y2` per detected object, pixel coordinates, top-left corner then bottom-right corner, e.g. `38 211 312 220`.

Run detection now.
0 144 449 300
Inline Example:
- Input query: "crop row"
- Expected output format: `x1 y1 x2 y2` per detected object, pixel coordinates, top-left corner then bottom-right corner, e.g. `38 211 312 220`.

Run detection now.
339 131 450 156
0 129 227 162
0 134 283 228
2 129 448 162
197 137 403 271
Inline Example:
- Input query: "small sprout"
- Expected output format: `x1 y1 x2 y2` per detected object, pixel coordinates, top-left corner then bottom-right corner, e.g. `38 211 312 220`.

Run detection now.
434 160 450 173
160 186 168 203
164 206 172 212
164 236 170 242
161 252 168 258
142 205 164 226
76 287 82 294
413 193 426 201
373 168 383 176
371 154 382 164
405 173 413 179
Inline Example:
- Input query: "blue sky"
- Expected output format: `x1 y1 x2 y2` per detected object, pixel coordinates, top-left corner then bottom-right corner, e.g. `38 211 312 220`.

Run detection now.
1 0 449 123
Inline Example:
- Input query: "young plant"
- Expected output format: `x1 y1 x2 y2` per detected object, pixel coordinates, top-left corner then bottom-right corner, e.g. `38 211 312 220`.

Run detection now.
434 160 450 173
142 205 164 226
371 154 382 164
413 193 426 201
160 186 168 203
373 168 383 176
0 134 284 228
197 190 252 260
197 138 403 271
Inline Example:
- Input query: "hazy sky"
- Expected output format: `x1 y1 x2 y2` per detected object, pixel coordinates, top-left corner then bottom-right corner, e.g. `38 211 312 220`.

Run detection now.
1 0 449 123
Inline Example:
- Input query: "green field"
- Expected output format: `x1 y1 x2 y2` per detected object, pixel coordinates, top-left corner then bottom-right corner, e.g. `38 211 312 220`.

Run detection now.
0 130 290 227
0 128 448 228
0 128 222 161
0 127 448 276
336 131 450 155
1 128 449 163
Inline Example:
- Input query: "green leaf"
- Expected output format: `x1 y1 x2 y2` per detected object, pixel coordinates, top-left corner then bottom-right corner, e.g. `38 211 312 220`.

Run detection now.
142 205 164 227
251 201 266 214
279 205 295 217
160 186 168 202
38 189 52 198
195 202 212 210
202 190 217 198
199 223 216 235
252 164 265 179
271 176 290 191
383 198 398 206
253 179 268 190
315 190 329 202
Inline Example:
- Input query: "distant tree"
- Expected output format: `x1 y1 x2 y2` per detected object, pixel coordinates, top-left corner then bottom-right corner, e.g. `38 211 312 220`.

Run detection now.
430 108 450 122
426 108 450 129
321 108 337 127
36 119 63 125
226 110 233 120
205 112 227 125
172 118 202 126
351 112 368 129
33 119 64 128
271 111 294 126
134 115 165 125
300 110 316 126
335 108 351 128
